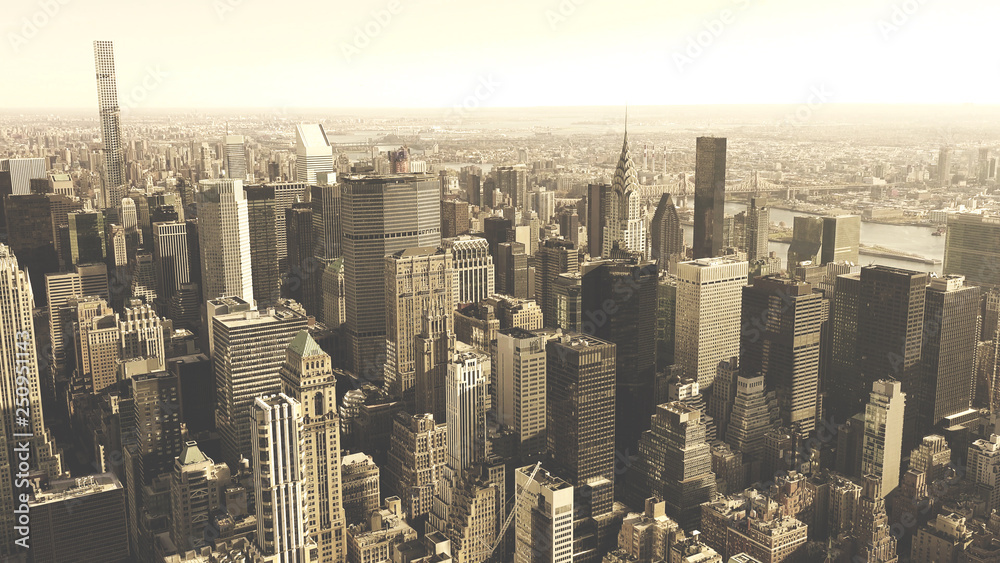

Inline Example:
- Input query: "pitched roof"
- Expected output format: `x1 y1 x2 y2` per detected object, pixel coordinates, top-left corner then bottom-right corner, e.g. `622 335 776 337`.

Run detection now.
288 329 324 358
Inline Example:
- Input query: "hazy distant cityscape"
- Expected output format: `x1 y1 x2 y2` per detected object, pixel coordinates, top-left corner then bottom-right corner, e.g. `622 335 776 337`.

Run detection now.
3 1 1000 562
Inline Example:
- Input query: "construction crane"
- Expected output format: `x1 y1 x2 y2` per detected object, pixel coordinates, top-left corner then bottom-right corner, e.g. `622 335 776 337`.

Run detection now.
471 461 543 561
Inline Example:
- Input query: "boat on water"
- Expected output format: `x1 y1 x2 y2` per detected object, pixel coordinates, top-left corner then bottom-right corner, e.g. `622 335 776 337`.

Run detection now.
932 227 946 236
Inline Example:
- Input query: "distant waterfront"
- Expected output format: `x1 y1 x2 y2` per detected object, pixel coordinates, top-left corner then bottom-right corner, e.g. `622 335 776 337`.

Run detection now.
676 202 946 274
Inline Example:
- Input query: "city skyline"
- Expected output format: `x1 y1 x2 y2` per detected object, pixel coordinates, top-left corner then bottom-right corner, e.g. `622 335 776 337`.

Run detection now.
3 3 1000 561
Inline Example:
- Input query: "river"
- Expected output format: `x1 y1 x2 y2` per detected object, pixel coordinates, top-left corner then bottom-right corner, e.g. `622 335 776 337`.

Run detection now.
679 199 946 273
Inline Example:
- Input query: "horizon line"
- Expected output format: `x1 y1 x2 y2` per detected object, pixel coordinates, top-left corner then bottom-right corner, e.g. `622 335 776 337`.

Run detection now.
1 102 996 113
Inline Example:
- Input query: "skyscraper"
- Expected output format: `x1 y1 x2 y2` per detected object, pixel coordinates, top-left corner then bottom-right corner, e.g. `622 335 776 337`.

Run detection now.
858 266 927 446
943 213 1000 287
29 474 130 563
862 380 906 498
342 175 441 377
45 271 83 395
151 221 190 308
938 146 952 187
122 369 183 558
93 41 126 206
197 178 253 304
446 346 490 473
0 245 64 556
828 272 861 422
693 137 727 259
243 185 280 307
629 402 717 530
497 241 529 299
650 193 684 266
442 235 494 306
169 441 231 552
68 209 107 265
513 464 574 563
280 331 347 563
385 412 447 520
581 255 658 448
675 257 748 390
496 165 528 209
496 327 547 460
821 215 861 264
916 275 979 437
311 181 342 260
385 247 455 404
223 134 248 181
726 374 771 461
740 275 823 439
285 201 316 311
603 130 647 257
535 238 578 327
441 199 470 238
213 305 309 468
5 194 62 298
295 123 334 185
0 157 46 196
745 196 769 262
546 333 616 515
786 216 824 267
587 183 611 258
252 394 314 561
967 434 1000 516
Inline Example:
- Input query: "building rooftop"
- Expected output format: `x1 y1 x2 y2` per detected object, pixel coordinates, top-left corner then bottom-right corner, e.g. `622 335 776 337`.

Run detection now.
177 441 209 466
31 473 123 507
288 329 324 358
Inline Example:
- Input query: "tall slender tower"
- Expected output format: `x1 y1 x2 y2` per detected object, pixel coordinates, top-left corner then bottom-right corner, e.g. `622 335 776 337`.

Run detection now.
675 257 748 390
151 221 190 308
858 266 927 448
295 124 334 185
93 41 126 207
446 346 489 474
546 333 616 514
0 245 63 557
496 328 547 460
384 247 455 405
916 275 979 438
740 275 823 439
603 126 646 257
745 196 769 262
862 380 906 498
650 193 684 266
280 331 347 563
197 178 253 304
693 137 727 259
252 394 313 561
223 135 248 181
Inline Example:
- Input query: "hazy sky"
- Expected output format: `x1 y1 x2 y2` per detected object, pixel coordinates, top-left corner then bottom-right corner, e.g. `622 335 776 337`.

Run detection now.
3 0 998 109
